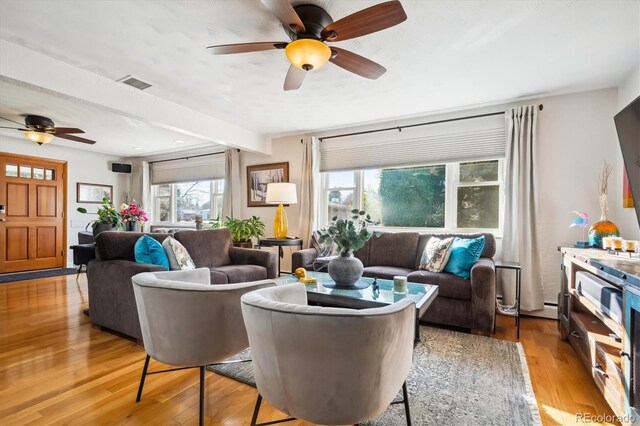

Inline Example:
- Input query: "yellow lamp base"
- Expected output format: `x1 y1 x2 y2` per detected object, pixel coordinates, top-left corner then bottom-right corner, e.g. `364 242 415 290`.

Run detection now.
274 203 288 239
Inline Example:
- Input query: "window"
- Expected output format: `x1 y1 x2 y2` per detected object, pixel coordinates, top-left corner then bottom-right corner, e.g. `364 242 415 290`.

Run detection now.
152 179 224 225
320 160 503 232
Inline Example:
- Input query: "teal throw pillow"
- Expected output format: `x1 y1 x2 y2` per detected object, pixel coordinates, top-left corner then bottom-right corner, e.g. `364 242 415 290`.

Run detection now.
134 235 170 271
443 236 486 279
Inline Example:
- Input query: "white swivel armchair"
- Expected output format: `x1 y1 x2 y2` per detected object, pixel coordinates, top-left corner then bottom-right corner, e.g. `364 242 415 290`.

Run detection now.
241 283 415 426
132 268 275 426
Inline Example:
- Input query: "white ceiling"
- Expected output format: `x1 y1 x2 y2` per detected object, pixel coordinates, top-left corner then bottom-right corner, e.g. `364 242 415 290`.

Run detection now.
0 80 224 157
0 0 638 147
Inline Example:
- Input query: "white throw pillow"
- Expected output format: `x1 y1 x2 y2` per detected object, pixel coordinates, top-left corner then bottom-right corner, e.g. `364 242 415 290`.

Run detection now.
419 236 454 272
162 236 196 271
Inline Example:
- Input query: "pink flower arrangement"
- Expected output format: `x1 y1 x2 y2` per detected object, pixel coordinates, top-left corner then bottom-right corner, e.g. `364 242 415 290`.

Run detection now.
119 201 148 223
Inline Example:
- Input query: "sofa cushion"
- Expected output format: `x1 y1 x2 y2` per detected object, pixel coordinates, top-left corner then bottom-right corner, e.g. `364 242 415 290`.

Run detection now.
96 231 169 261
362 266 415 280
211 265 268 283
368 232 420 269
419 236 454 272
162 236 196 271
415 233 496 269
407 270 472 300
174 228 232 268
353 238 372 266
444 236 485 280
134 235 170 271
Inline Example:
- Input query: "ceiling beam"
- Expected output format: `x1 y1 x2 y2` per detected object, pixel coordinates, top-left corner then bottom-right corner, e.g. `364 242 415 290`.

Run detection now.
0 40 271 154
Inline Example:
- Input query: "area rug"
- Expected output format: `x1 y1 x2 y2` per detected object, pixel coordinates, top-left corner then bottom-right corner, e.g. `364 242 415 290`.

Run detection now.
0 268 78 283
208 326 541 426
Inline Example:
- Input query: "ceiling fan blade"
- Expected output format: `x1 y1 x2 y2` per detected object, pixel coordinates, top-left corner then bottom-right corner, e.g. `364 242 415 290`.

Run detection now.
0 116 25 126
53 127 85 134
284 65 306 91
55 133 96 145
329 47 386 79
259 0 306 33
207 41 287 55
322 1 407 42
0 126 22 130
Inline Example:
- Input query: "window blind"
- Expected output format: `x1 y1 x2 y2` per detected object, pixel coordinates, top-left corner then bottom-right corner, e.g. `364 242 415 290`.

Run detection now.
150 155 225 185
320 114 506 172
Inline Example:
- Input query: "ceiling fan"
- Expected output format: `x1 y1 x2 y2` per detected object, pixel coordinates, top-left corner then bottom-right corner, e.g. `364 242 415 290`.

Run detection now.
207 0 407 91
0 115 96 145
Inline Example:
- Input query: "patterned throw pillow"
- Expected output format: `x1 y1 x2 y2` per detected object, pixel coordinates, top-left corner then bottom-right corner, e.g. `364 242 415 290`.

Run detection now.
311 230 337 257
162 236 196 271
419 237 454 272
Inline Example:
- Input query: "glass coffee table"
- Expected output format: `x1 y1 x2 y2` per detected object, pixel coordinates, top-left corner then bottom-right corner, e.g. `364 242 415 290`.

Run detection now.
274 272 438 342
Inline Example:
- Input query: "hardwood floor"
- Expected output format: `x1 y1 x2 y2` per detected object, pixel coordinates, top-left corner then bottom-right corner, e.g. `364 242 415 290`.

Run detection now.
0 274 617 425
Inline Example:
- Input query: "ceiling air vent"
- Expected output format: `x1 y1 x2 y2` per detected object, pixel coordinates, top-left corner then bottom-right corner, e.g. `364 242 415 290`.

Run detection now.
117 75 152 91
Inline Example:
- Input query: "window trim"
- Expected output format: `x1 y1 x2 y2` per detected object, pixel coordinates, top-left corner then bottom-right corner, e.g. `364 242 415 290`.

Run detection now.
319 160 504 236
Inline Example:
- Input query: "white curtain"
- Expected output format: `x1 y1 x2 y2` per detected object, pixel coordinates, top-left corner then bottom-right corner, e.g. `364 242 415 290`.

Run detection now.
502 105 544 311
222 148 241 219
130 160 152 226
298 136 320 248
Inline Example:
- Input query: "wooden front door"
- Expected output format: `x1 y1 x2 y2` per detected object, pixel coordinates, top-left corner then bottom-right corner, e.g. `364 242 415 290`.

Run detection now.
0 153 66 273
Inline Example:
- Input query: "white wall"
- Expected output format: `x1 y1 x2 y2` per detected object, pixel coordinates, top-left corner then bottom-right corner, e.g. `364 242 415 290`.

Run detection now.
238 87 639 310
240 136 305 272
0 135 129 266
618 64 640 110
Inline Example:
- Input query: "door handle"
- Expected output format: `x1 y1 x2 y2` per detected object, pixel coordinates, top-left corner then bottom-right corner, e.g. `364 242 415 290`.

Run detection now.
0 218 5 222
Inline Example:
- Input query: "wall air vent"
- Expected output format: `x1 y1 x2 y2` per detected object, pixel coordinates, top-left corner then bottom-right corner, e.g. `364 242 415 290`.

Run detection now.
117 75 152 90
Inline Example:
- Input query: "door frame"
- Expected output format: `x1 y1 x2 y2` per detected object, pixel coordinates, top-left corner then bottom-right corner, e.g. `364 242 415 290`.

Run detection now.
0 151 68 271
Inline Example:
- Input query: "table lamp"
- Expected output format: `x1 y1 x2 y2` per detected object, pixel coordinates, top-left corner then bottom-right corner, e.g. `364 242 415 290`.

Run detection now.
266 183 297 239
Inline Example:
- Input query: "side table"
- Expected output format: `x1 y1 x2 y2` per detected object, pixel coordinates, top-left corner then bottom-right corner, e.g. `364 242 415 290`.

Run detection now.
257 238 303 276
494 261 522 339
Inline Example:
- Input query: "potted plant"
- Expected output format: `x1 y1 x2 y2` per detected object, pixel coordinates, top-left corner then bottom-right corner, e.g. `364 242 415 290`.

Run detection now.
318 209 379 287
77 197 123 238
119 200 148 232
223 216 266 248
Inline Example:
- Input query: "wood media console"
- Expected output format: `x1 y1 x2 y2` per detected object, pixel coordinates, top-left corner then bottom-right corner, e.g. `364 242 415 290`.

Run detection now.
559 247 640 424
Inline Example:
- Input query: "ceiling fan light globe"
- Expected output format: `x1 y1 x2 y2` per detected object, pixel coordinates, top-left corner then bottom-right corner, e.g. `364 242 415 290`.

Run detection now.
285 39 331 71
24 130 54 144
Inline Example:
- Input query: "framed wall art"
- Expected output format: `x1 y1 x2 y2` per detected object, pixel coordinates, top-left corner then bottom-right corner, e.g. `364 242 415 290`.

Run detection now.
247 162 289 207
77 182 113 203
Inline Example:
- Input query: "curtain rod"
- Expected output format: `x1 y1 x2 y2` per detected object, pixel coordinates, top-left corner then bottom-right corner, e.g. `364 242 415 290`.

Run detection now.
318 105 544 142
148 149 238 165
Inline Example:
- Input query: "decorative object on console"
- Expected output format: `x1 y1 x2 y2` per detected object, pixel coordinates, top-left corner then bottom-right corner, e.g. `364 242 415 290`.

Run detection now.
569 211 590 248
0 114 96 145
206 1 407 91
419 236 454 272
223 216 266 248
162 236 196 271
443 236 486 280
77 197 123 238
266 182 297 238
623 167 635 208
318 209 379 287
247 162 289 207
588 161 620 248
134 235 169 271
120 200 148 232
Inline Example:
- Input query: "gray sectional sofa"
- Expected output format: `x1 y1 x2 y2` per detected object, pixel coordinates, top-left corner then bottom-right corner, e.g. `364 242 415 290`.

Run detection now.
292 232 496 335
87 228 276 339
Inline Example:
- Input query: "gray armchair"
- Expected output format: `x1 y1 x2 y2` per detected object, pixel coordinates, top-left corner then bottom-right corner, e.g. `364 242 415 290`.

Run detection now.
241 283 415 426
131 268 275 426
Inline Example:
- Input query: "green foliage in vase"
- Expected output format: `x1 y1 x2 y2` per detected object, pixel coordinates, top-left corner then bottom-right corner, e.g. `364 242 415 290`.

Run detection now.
77 197 123 229
318 209 379 256
223 216 265 242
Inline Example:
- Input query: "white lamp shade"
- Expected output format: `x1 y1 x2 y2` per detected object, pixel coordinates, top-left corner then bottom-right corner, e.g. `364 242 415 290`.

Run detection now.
266 183 297 204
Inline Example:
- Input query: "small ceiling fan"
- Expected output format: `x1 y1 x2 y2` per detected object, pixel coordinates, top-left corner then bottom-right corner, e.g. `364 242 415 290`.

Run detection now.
0 115 96 145
207 0 407 91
